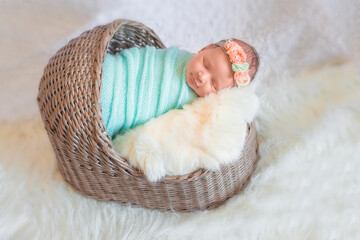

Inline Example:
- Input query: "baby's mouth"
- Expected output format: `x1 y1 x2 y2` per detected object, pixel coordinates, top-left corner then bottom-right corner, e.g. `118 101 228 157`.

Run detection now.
190 73 196 87
191 74 199 88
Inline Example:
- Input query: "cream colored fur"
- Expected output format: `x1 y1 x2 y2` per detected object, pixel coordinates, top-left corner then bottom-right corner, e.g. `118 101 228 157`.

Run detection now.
112 87 259 182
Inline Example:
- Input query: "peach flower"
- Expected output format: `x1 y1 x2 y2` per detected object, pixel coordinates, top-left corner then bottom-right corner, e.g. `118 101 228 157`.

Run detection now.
224 41 238 51
228 48 246 65
234 69 250 87
224 40 247 65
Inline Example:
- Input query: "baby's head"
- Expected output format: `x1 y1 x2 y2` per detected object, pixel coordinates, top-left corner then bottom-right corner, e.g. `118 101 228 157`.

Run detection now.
186 38 259 97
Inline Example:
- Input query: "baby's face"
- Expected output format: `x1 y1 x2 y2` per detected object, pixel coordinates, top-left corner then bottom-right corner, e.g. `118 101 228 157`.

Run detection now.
186 45 235 97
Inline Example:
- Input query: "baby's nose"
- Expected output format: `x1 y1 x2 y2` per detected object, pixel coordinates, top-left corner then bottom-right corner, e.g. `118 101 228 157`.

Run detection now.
198 72 208 84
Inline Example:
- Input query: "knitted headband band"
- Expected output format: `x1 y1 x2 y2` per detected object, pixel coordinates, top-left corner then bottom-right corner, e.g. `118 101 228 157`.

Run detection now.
215 39 251 87
199 39 251 87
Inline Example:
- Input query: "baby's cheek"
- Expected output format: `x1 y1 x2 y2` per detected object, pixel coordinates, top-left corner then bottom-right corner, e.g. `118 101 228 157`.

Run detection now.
202 88 216 97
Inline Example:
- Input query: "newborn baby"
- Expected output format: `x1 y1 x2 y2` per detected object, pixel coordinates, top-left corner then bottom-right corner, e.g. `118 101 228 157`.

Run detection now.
103 38 260 182
186 39 259 97
101 38 259 140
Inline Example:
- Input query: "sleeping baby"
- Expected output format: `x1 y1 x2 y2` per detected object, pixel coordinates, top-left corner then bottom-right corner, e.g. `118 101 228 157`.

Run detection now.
101 38 260 182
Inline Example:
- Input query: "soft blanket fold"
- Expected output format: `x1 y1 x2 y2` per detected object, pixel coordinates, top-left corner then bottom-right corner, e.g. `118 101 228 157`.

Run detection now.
100 45 198 139
112 87 260 182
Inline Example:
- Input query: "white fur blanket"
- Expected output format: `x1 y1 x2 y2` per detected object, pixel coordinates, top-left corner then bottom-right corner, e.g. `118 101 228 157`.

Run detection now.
112 87 259 182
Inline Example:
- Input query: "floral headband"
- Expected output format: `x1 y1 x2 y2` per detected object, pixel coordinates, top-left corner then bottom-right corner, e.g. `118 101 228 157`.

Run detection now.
218 39 251 87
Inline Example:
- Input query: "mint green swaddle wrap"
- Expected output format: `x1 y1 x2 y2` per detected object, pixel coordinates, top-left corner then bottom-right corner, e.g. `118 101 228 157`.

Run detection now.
100 45 198 139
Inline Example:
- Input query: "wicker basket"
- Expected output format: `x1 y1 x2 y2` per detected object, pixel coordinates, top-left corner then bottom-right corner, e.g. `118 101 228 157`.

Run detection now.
36 18 258 212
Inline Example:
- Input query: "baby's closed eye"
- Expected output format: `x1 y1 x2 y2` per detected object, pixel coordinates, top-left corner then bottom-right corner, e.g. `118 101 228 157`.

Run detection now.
203 58 212 69
202 57 218 91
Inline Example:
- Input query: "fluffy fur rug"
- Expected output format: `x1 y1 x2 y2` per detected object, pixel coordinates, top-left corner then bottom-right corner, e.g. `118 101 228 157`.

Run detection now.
113 87 259 182
1 61 358 239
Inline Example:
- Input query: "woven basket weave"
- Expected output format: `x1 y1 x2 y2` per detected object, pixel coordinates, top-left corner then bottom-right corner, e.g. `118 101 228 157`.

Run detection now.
36 18 258 212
